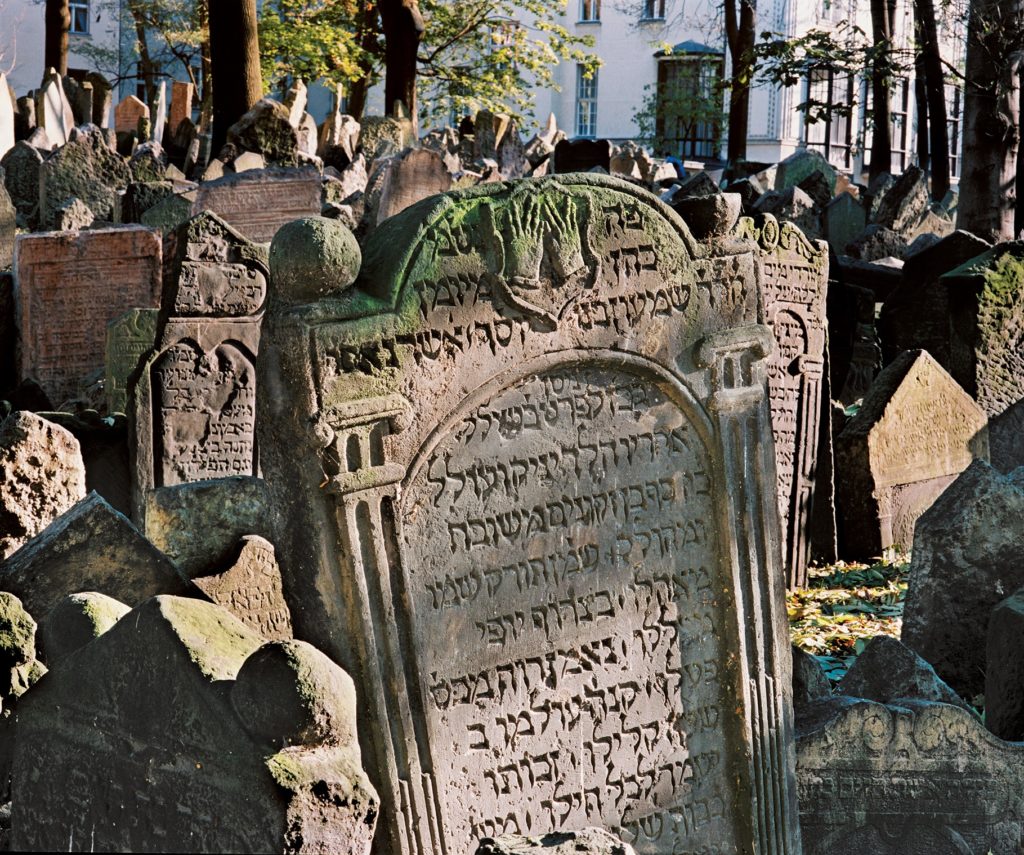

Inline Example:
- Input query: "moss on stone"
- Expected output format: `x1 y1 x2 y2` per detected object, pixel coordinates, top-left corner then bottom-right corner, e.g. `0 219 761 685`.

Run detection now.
157 596 262 682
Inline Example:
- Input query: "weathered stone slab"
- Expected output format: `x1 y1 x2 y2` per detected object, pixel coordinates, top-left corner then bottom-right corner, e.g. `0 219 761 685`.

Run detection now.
740 214 828 588
193 535 293 640
132 214 267 512
377 148 452 224
986 587 1024 740
143 476 271 577
0 183 13 270
0 74 13 162
0 492 188 620
552 139 612 173
835 349 988 559
902 460 1024 700
168 80 194 137
823 193 865 255
476 828 636 854
797 696 1024 854
14 226 162 406
35 69 73 148
0 141 43 225
11 597 379 854
259 174 799 853
37 591 130 664
105 308 158 414
114 94 149 135
83 72 112 127
191 167 321 243
0 412 85 559
226 98 300 166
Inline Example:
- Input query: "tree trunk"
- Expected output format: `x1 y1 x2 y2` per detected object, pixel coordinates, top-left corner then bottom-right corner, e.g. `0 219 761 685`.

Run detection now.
724 0 755 165
209 0 263 153
348 79 369 120
958 0 1023 242
131 10 158 112
868 0 894 180
379 0 424 121
915 0 950 199
913 23 929 170
198 0 213 133
44 0 69 76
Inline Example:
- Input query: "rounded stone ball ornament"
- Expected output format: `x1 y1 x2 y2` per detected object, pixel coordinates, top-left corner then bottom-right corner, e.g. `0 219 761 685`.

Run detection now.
269 216 361 300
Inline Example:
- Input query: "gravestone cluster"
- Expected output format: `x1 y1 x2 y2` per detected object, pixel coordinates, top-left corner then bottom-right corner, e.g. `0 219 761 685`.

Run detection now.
0 61 1021 855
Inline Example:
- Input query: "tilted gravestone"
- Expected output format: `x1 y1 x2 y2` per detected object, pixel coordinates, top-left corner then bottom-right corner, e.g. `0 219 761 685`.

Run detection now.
191 166 321 244
1 141 43 225
797 696 1024 854
739 213 829 588
131 213 268 519
11 596 379 854
35 68 73 148
834 349 988 560
105 308 158 414
259 174 800 854
13 226 162 407
0 182 14 270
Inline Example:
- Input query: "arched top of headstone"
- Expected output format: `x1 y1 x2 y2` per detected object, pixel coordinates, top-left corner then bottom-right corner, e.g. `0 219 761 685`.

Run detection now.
354 173 706 324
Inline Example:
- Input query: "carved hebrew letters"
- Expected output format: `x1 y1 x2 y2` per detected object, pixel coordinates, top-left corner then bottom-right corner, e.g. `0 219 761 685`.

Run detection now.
402 366 739 854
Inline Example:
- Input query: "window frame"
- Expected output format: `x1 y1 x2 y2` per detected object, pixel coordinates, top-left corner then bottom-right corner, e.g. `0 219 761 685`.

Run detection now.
69 0 89 35
575 65 598 138
579 0 601 22
642 0 666 20
654 54 724 160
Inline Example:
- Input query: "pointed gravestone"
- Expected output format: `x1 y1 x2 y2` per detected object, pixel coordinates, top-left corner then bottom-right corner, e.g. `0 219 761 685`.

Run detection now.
740 214 829 588
0 73 14 161
0 492 188 619
131 213 268 518
168 80 194 137
259 175 801 854
11 597 379 853
14 226 161 406
35 68 73 147
835 349 988 560
84 71 112 127
114 94 149 135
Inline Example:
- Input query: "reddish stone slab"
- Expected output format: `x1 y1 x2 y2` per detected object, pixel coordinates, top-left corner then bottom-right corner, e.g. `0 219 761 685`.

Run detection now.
14 227 162 405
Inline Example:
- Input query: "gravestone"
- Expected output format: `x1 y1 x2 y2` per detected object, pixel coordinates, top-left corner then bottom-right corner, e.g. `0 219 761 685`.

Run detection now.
986 588 1024 740
105 308 158 414
797 696 1024 853
35 68 73 148
835 283 881 406
259 175 800 854
168 80 194 137
151 80 166 144
477 829 636 854
902 460 1024 700
0 73 13 161
114 95 149 135
38 591 131 664
834 349 988 559
191 167 321 243
14 226 162 406
552 139 613 173
11 597 379 854
740 214 829 588
83 71 112 127
376 147 452 223
0 183 14 269
0 492 188 620
0 411 86 559
1 141 43 224
823 193 865 255
192 534 293 640
941 242 1024 472
132 213 268 517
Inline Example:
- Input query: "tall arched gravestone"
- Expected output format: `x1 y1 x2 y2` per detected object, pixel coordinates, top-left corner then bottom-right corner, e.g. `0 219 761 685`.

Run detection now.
259 175 800 855
739 215 829 589
132 212 269 521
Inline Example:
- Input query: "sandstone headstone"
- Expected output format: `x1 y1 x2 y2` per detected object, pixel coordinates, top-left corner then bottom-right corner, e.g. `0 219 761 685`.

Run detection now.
740 214 829 588
53 196 95 231
552 139 612 173
258 174 800 853
11 597 379 854
143 476 271 575
0 412 85 559
797 696 1024 853
35 68 73 148
986 587 1024 740
225 98 300 166
232 150 265 172
870 165 929 236
14 226 161 405
114 95 149 135
377 147 452 223
167 80 194 138
752 186 820 240
775 148 837 195
38 124 133 228
105 308 158 414
0 74 13 161
473 110 511 161
823 193 865 256
83 71 112 127
835 349 988 559
0 184 13 269
37 590 130 664
132 214 267 511
284 79 307 127
0 492 187 619
191 166 321 243
128 140 167 183
192 535 293 641
0 141 43 224
902 460 1024 699
476 828 636 854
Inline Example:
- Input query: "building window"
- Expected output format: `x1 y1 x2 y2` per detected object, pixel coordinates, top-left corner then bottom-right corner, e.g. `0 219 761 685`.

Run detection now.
580 0 600 21
860 75 912 175
802 68 855 170
70 0 89 35
576 66 598 137
655 56 723 159
642 0 665 19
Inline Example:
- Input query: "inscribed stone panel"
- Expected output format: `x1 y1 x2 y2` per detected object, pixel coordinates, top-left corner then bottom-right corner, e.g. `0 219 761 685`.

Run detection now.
257 175 800 855
191 167 321 243
105 308 158 414
740 214 828 588
14 227 162 406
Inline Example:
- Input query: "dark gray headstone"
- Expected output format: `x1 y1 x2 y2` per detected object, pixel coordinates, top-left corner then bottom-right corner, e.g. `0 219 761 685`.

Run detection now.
552 139 612 173
986 587 1024 740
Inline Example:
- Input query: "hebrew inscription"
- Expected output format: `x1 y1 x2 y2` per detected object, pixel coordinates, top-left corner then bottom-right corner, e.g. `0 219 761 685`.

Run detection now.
402 364 740 854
